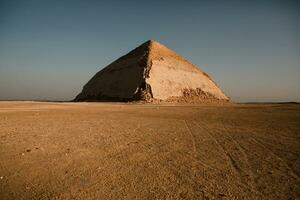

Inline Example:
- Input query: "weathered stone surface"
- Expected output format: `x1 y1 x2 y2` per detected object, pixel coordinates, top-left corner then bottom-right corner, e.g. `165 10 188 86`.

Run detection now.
75 40 229 102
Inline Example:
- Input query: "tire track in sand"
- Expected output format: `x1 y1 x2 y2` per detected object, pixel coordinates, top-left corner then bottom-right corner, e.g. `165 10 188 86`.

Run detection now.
191 120 234 169
191 119 262 198
218 118 259 195
183 119 213 170
250 136 300 181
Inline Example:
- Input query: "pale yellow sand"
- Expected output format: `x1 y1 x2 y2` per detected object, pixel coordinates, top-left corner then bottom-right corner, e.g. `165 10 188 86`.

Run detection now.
0 102 299 199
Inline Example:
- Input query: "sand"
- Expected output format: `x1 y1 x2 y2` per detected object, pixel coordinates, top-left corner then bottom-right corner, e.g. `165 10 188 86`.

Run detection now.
0 101 299 199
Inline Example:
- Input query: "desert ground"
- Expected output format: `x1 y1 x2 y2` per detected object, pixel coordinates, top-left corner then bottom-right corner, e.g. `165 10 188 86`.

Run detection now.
0 101 299 199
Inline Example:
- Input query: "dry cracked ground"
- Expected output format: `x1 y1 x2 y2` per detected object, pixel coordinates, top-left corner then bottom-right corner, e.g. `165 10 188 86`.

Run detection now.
0 101 299 199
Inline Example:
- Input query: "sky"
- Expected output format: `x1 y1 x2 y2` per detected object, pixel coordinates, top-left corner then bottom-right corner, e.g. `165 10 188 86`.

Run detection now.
0 0 299 102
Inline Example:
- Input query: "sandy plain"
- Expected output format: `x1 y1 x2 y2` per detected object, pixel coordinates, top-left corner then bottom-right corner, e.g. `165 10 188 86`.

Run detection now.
0 101 299 199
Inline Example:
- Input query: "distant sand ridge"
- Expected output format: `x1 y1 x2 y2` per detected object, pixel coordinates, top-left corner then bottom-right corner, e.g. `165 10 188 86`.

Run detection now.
75 40 229 103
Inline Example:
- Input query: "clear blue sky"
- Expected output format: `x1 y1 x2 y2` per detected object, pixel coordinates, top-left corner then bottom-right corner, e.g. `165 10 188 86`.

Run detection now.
0 0 299 102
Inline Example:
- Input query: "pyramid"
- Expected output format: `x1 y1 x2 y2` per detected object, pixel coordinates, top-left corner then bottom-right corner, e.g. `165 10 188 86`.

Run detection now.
74 40 229 103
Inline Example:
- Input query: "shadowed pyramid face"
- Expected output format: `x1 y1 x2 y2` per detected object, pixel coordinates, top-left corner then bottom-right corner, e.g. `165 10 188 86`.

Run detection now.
75 40 229 102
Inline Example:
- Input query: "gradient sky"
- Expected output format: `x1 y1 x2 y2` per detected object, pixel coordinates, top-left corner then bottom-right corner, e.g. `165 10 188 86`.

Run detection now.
0 0 299 102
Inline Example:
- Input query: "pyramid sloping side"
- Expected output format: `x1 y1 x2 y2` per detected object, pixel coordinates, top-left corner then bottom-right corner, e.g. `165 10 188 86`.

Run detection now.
75 40 229 102
145 41 229 101
75 42 150 101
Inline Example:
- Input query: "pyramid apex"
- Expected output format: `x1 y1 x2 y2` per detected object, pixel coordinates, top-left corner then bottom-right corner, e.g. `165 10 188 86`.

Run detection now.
146 39 160 45
147 39 157 42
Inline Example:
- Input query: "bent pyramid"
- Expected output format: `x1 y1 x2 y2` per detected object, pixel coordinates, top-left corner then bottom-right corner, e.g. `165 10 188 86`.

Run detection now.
75 40 229 103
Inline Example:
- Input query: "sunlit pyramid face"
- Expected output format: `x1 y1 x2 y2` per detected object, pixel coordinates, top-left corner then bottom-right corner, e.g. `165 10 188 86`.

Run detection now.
75 40 229 103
